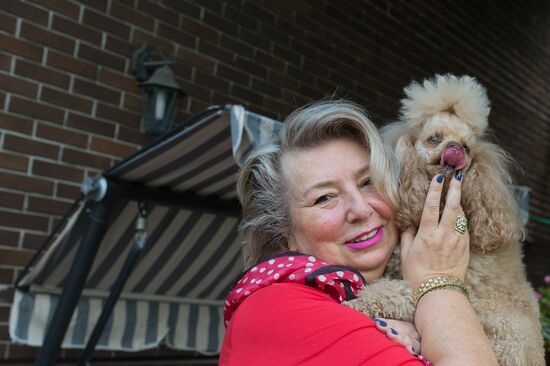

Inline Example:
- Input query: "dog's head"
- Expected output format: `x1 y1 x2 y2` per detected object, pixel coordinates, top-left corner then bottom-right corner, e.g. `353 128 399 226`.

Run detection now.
383 74 523 252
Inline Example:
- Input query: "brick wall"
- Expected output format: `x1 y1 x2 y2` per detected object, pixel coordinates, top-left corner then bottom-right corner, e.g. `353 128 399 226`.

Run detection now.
0 0 549 362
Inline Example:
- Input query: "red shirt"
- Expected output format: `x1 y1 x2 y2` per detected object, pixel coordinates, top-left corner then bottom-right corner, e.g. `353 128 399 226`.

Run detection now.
220 283 425 366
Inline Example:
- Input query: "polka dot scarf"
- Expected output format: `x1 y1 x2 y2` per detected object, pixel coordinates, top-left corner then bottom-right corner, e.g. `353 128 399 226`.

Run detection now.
224 251 367 326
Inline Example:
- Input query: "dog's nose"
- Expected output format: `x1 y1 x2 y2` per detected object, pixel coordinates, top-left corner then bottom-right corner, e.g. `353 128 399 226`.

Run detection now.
446 142 464 150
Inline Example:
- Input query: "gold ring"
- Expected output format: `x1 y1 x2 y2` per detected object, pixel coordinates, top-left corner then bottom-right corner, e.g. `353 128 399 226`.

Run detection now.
455 216 467 234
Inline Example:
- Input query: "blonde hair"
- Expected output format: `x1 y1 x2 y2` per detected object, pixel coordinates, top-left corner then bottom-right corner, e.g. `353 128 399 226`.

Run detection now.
237 100 398 266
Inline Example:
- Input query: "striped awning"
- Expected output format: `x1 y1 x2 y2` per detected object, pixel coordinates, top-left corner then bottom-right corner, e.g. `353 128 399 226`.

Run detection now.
10 105 282 355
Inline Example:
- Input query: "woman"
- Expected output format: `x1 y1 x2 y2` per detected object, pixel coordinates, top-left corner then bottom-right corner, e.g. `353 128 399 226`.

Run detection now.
220 100 498 365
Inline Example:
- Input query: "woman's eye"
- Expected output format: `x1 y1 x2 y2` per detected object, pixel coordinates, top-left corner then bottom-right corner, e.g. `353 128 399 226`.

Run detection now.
361 178 371 187
314 195 331 205
428 135 441 144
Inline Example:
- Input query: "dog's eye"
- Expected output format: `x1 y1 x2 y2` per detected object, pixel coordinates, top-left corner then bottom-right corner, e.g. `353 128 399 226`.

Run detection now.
463 145 470 153
427 135 442 144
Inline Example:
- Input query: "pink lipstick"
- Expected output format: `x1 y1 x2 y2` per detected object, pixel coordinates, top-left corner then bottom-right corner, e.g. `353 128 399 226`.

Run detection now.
344 227 384 250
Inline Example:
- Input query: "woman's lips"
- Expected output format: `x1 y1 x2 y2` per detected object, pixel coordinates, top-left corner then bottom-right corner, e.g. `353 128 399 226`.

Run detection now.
344 227 383 250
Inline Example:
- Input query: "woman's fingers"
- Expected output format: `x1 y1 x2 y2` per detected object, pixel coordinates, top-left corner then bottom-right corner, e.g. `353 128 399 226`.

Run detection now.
373 318 421 355
440 171 464 229
418 174 444 231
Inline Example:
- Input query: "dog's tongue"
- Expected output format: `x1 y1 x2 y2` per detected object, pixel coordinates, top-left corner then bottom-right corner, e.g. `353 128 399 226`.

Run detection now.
440 146 466 170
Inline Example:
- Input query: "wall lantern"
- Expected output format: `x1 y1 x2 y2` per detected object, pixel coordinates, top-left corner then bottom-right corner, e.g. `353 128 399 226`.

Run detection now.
131 44 186 135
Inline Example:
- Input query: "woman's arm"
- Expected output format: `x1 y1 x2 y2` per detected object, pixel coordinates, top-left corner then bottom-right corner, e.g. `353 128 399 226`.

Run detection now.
400 174 498 365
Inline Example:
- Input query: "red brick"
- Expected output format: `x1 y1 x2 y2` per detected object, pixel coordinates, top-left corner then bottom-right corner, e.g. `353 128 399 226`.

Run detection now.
0 190 25 210
242 1 275 24
176 48 214 73
132 29 175 58
14 59 70 89
117 125 154 146
164 0 201 18
110 2 155 30
0 113 32 135
3 0 49 25
220 34 254 59
0 229 20 247
0 53 11 71
157 23 196 49
62 147 111 170
231 84 264 105
32 160 84 183
47 50 97 80
74 79 121 105
36 123 88 148
0 92 5 109
90 136 137 158
3 134 60 160
0 74 38 97
0 325 9 341
137 0 179 26
66 112 116 137
33 0 80 19
198 40 233 64
1 172 54 195
0 12 17 33
251 78 282 99
202 11 239 36
0 33 43 61
0 306 10 322
180 17 218 43
57 182 81 200
0 211 49 232
78 44 126 72
96 103 140 128
104 34 136 60
41 87 93 114
82 8 131 39
255 50 286 73
195 69 230 94
9 97 64 124
51 14 102 45
20 21 75 54
79 0 107 11
123 93 142 112
0 286 14 302
0 268 14 283
28 196 72 216
217 64 250 85
6 344 39 360
22 232 48 250
0 152 29 172
225 5 258 32
234 56 268 79
183 83 211 102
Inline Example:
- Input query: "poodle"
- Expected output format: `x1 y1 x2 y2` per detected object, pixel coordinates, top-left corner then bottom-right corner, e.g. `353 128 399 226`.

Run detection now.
345 74 544 365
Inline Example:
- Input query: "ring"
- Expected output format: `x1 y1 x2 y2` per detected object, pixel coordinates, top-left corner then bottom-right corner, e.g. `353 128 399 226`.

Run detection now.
455 216 467 234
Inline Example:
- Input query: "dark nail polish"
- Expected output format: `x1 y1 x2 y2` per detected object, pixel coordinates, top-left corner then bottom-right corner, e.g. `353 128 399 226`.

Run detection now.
377 320 387 327
436 174 444 183
455 170 462 181
390 328 398 335
373 317 380 321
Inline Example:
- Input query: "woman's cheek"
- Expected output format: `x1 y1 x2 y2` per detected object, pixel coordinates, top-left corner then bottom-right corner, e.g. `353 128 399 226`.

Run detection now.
368 193 395 220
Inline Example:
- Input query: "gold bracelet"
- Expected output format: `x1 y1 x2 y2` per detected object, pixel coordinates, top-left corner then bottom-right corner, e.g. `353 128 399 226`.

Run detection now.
413 276 469 307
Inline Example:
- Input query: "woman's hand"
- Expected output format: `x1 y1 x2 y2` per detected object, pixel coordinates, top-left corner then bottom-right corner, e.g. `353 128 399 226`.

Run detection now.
374 318 421 355
400 173 470 290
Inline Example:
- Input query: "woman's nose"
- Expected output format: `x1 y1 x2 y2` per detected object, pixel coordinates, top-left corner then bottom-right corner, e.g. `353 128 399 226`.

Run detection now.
345 193 374 223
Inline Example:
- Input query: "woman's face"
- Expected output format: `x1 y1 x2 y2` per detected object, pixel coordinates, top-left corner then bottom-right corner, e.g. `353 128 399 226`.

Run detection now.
282 138 398 283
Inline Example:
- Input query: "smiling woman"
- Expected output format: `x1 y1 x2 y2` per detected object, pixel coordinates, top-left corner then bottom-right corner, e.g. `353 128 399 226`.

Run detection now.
283 138 398 283
219 100 499 366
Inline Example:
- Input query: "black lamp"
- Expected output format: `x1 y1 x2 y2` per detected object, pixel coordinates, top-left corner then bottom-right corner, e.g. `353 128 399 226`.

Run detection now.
131 44 185 135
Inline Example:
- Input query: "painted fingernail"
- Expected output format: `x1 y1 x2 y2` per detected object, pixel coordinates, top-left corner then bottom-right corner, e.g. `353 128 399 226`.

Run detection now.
377 320 387 327
390 328 398 335
455 170 462 181
436 174 444 183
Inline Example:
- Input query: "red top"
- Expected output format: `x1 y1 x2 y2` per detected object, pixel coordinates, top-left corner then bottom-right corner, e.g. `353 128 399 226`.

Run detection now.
220 282 426 366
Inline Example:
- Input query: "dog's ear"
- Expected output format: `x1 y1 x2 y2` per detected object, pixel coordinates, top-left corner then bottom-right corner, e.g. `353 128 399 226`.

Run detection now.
395 134 431 229
462 142 524 252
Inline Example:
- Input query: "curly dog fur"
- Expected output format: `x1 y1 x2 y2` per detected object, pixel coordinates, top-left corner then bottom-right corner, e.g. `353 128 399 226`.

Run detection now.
345 74 544 365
